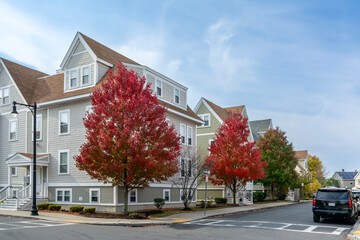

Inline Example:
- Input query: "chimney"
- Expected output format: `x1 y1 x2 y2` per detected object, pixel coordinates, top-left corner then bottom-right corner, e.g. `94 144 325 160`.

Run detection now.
342 169 344 172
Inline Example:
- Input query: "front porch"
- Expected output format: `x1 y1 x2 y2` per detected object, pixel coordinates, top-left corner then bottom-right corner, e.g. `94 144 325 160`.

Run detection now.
0 153 49 210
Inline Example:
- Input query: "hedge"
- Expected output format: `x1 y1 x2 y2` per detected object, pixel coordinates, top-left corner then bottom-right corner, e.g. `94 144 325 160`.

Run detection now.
69 205 84 212
154 198 165 210
253 192 266 202
49 205 61 211
214 197 227 204
37 203 51 210
84 207 96 213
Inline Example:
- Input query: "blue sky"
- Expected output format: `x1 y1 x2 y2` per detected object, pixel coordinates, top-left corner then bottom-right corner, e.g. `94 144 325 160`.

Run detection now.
1 0 359 176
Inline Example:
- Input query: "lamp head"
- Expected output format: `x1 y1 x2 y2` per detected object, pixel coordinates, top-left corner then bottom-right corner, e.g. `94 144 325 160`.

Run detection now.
11 102 18 118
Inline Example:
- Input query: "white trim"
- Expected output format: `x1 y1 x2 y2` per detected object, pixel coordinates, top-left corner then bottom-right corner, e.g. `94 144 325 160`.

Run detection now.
155 79 162 97
187 126 193 146
180 123 186 145
89 188 100 204
194 98 223 124
197 113 211 128
37 93 90 107
163 189 170 202
97 58 113 68
11 166 17 177
25 109 28 152
58 109 70 135
32 114 43 141
159 97 187 111
8 118 18 141
166 107 203 124
129 189 137 203
47 108 49 151
80 64 92 86
48 182 112 187
197 132 215 136
58 149 70 175
69 68 79 89
0 59 28 104
56 188 72 203
0 86 11 106
174 88 180 105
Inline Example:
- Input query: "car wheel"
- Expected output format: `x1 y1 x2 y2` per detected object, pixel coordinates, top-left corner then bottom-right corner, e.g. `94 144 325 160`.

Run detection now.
349 214 356 224
313 214 320 223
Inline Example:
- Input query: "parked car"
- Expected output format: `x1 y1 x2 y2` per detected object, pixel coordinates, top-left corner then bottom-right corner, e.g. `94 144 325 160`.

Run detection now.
312 187 358 224
352 190 360 213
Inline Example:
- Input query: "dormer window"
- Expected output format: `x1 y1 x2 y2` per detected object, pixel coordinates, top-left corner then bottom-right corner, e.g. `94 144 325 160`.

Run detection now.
70 70 78 88
198 114 210 127
175 89 180 104
82 66 90 85
0 87 10 105
156 80 162 96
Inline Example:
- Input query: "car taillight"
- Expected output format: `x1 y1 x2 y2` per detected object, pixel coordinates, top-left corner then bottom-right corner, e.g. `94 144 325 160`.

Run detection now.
349 200 352 208
313 198 316 206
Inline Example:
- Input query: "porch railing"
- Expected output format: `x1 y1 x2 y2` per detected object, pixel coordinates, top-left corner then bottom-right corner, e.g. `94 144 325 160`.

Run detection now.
0 185 11 202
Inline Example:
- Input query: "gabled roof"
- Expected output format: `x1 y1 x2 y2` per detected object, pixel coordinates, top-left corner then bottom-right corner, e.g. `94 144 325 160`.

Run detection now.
202 98 245 121
296 162 306 172
79 32 140 66
295 150 308 160
1 58 48 104
334 171 358 180
249 119 272 141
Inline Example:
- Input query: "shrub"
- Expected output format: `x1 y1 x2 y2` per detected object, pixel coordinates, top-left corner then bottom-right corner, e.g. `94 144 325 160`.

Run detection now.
200 200 213 208
278 193 287 200
215 197 227 204
69 205 84 212
154 198 165 210
253 192 266 202
37 203 51 210
49 205 61 211
60 209 66 212
84 207 96 213
129 212 140 219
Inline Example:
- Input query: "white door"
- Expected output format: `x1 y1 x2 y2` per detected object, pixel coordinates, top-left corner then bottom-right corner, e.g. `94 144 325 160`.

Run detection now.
36 167 43 197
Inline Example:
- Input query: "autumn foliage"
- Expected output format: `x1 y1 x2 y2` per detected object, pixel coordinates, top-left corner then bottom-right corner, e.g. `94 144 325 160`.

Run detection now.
75 63 180 214
205 113 267 204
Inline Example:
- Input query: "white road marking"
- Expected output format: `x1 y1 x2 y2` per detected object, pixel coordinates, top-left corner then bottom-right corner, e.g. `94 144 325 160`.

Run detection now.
183 220 350 235
0 220 75 231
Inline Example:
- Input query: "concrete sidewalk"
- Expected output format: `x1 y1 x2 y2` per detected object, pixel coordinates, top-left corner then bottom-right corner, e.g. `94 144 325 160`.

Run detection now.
0 201 306 227
348 218 360 240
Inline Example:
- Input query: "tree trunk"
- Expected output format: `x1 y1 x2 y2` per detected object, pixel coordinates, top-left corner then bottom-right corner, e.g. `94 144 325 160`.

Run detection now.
232 181 237 204
124 183 129 215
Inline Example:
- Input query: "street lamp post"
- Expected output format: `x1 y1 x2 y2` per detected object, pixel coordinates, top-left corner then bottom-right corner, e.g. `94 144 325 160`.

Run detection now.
11 101 38 216
204 170 210 216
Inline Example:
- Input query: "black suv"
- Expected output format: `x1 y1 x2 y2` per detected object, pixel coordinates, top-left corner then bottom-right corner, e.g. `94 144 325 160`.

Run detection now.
313 187 359 224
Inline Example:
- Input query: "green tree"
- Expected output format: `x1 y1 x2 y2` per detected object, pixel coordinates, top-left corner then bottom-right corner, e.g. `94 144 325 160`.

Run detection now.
257 127 298 199
323 178 339 187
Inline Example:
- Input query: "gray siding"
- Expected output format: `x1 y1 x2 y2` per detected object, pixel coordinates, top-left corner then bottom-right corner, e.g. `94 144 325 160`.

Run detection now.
127 66 143 77
48 186 113 204
146 73 155 90
97 63 108 82
27 108 47 153
66 51 94 70
73 41 86 54
47 99 97 184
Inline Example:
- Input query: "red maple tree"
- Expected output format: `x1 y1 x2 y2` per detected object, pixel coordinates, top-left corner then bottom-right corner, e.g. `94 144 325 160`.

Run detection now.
75 63 181 215
205 113 267 204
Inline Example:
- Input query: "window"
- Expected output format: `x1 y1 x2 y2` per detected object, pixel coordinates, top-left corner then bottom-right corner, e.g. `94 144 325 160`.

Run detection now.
129 189 137 203
358 180 360 185
180 124 186 144
82 66 90 85
56 189 71 202
0 87 10 105
70 69 78 88
163 189 170 202
179 189 190 201
90 189 100 203
209 139 215 147
187 127 192 146
33 114 42 140
156 80 162 96
58 150 69 174
9 119 17 141
180 158 191 177
59 110 70 134
174 89 180 104
198 114 210 127
11 167 17 176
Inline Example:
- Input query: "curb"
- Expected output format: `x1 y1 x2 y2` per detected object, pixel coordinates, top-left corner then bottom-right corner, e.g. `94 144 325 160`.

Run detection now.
0 201 307 227
347 218 360 240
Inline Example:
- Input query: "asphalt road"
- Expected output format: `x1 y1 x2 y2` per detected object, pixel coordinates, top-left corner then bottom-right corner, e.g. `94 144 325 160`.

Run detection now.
0 202 355 240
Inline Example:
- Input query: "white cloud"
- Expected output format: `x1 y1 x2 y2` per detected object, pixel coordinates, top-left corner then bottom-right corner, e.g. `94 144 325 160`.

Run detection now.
0 2 70 73
204 19 256 91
